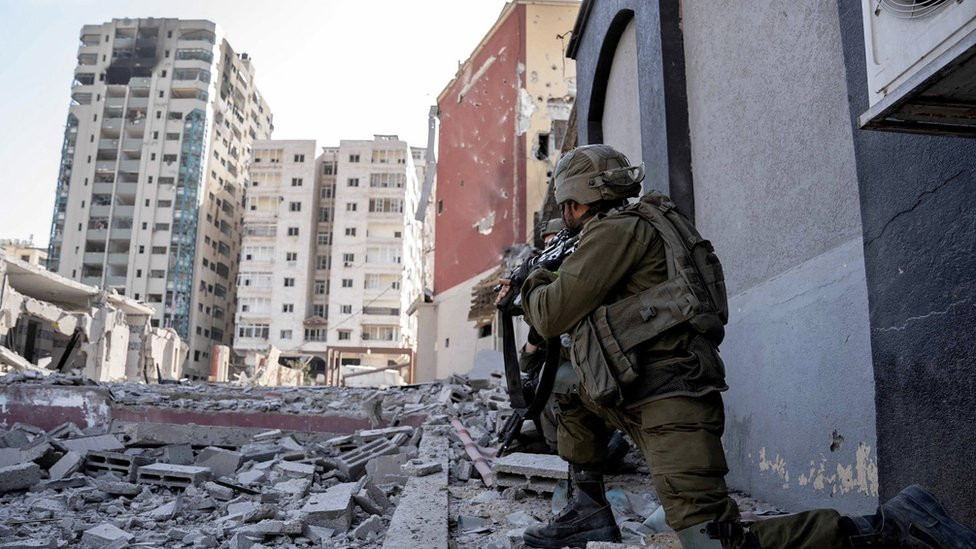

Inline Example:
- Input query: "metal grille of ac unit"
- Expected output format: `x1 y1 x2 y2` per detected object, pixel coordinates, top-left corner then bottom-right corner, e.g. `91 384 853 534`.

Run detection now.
876 0 951 19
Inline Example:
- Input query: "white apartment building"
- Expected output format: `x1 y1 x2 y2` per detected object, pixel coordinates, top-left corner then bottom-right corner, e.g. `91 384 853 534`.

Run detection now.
234 140 317 355
46 18 273 378
327 136 424 377
231 137 424 384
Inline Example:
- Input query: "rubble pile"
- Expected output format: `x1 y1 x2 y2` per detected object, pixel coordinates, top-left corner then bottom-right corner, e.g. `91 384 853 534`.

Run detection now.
0 371 782 548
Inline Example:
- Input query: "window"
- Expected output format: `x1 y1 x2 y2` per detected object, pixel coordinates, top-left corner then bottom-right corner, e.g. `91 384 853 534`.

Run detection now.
236 272 273 288
304 328 327 342
344 227 356 237
293 154 305 162
317 232 331 246
283 277 295 287
346 202 357 212
341 278 353 288
287 227 299 236
348 154 360 163
338 330 351 341
237 323 269 339
342 253 355 265
316 255 330 269
152 246 167 254
312 304 326 317
340 304 352 314
369 173 405 188
318 207 331 222
163 154 177 163
347 178 359 187
322 162 336 175
285 252 297 264
282 304 294 313
362 325 399 341
150 270 165 278
368 198 403 213
289 201 302 212
291 177 303 187
366 247 402 264
314 279 326 295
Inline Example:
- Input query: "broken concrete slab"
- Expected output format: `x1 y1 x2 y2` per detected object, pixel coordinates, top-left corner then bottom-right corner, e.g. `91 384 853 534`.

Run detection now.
275 460 315 479
356 426 414 443
80 523 133 548
302 524 335 543
492 452 568 494
0 447 23 467
0 539 58 549
353 514 384 539
382 433 449 549
365 453 408 485
333 436 405 481
57 434 123 455
47 451 83 480
272 477 311 497
300 481 358 532
161 444 194 465
137 463 211 488
0 462 41 493
236 469 266 485
402 458 443 477
195 446 243 479
94 478 142 497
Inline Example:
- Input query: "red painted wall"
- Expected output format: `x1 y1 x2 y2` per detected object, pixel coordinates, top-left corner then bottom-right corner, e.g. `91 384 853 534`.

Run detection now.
435 5 526 294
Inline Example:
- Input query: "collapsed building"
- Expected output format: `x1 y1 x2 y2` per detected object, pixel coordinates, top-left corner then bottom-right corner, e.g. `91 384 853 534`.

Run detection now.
0 251 186 382
0 367 787 549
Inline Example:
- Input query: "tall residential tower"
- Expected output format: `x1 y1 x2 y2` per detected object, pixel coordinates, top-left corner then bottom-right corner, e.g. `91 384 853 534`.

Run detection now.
47 18 273 377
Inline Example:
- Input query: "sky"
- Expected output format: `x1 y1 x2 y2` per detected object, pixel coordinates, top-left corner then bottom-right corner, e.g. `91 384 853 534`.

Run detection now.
0 0 518 248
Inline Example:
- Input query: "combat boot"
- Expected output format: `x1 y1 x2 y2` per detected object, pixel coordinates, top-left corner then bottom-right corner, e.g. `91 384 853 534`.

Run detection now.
846 485 976 548
523 464 620 548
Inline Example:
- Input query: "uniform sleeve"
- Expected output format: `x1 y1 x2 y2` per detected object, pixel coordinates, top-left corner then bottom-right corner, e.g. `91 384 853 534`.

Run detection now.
520 217 650 338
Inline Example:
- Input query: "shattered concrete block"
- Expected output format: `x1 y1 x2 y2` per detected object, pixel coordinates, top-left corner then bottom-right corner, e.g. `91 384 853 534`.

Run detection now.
277 436 303 452
300 482 357 532
275 460 315 479
356 426 414 443
195 446 243 479
81 523 134 548
227 533 259 549
352 514 384 539
302 525 335 543
240 443 279 463
58 434 124 455
272 477 311 497
161 444 194 465
144 499 181 520
456 460 473 482
0 539 58 549
457 514 491 534
0 448 21 468
402 458 443 477
203 481 235 501
235 519 285 536
0 429 31 449
237 469 266 485
31 475 88 492
253 429 282 440
137 463 211 488
354 481 390 515
20 441 58 468
86 451 152 481
334 433 409 481
492 452 568 494
94 479 142 497
364 453 408 485
47 421 85 440
0 462 42 493
47 451 84 480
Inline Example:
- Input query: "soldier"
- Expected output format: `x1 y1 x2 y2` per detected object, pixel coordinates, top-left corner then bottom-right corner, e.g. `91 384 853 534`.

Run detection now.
503 144 976 548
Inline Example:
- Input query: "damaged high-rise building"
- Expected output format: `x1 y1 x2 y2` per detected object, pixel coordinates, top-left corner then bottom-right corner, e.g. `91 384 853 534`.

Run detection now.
46 18 273 379
422 0 579 379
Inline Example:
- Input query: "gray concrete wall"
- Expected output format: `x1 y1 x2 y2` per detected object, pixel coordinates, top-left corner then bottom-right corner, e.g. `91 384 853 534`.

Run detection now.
681 1 877 514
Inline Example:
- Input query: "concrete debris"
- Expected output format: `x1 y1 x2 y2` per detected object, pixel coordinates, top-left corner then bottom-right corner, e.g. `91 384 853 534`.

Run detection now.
0 367 788 549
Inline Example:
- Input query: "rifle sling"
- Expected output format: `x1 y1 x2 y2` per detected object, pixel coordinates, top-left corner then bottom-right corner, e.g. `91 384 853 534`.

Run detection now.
501 310 528 409
525 337 561 417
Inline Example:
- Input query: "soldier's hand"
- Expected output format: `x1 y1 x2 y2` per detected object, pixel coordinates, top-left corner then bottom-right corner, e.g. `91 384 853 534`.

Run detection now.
494 278 512 306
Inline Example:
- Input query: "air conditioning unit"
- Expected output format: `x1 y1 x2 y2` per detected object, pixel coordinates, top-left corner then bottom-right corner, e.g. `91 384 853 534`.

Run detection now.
859 0 976 136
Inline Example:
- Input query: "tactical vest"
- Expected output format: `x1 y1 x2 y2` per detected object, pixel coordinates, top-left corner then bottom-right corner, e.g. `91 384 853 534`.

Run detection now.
572 192 729 405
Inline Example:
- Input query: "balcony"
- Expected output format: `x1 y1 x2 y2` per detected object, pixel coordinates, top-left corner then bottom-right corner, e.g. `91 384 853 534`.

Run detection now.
109 228 132 241
108 252 129 265
106 97 125 109
99 138 120 150
113 205 134 218
93 182 114 194
90 205 111 218
81 276 101 287
127 97 149 110
87 228 108 241
105 275 127 287
119 159 140 173
83 252 104 264
95 160 117 172
122 138 142 151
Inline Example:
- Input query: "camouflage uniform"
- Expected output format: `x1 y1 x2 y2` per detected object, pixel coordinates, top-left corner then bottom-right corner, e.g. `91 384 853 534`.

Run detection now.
521 208 846 548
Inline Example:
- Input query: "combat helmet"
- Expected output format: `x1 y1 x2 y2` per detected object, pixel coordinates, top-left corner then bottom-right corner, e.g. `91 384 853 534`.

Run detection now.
552 144 644 205
540 218 566 239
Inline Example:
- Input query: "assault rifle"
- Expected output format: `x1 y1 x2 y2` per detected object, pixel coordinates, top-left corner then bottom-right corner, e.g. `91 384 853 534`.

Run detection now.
496 228 580 455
